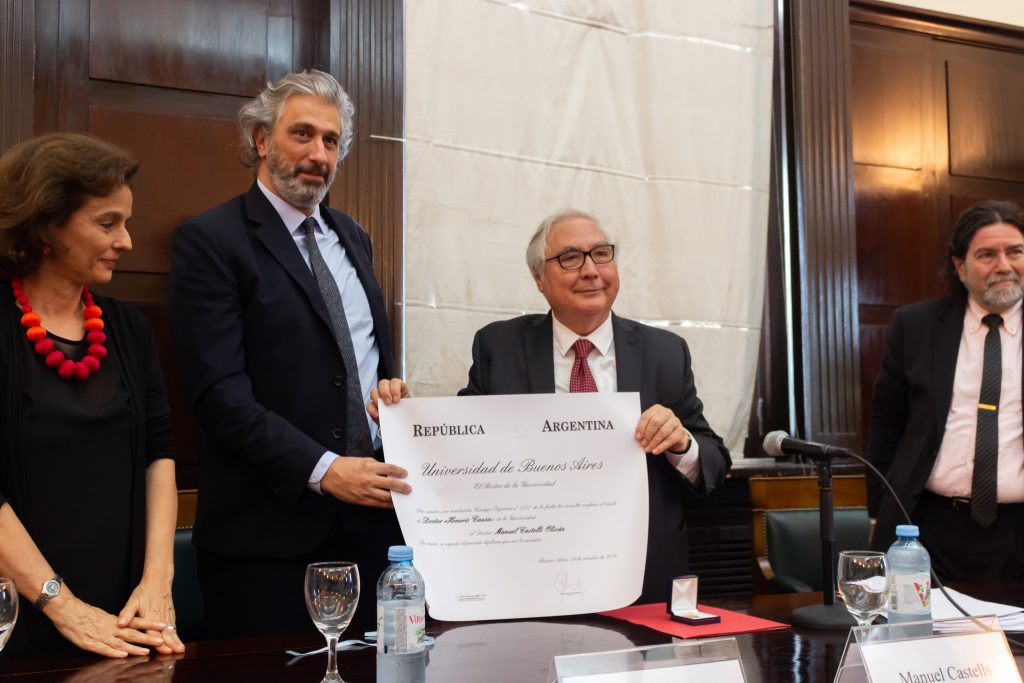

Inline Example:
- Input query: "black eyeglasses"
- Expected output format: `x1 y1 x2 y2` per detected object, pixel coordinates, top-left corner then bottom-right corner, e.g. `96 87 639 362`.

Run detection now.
545 245 616 271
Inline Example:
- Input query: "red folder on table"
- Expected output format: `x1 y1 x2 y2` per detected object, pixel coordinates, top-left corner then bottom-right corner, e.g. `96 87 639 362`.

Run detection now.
599 603 790 639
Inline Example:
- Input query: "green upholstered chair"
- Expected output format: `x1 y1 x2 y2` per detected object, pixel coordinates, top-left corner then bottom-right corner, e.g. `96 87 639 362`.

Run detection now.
761 507 872 592
750 475 871 594
172 527 205 641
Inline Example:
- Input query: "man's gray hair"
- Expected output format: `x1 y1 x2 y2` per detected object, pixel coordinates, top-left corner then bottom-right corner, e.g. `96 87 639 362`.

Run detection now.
238 69 355 169
526 208 604 278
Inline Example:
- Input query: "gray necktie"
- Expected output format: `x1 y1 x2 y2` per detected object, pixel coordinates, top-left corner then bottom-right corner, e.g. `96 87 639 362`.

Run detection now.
972 313 1002 527
302 216 374 456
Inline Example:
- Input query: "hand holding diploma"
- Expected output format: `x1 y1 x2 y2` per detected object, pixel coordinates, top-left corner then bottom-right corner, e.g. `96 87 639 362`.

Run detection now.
379 392 649 621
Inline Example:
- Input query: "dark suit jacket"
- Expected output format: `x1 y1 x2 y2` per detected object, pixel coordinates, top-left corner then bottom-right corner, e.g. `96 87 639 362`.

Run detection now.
865 296 1023 550
170 183 397 558
459 312 731 603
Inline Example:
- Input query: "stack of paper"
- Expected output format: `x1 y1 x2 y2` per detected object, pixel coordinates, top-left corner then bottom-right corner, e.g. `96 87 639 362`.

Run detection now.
929 587 1024 632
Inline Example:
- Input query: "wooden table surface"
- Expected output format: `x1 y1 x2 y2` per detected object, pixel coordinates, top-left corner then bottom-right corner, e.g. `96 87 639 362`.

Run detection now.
2 585 1021 682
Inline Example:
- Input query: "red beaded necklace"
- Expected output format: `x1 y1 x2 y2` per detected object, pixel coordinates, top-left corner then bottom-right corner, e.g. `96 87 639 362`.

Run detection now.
11 277 108 381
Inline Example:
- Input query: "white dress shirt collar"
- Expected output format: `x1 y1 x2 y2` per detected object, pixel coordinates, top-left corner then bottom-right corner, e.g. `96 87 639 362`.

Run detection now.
552 313 615 358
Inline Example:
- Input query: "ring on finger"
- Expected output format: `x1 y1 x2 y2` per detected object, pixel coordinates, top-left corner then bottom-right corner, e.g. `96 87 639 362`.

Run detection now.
165 624 177 633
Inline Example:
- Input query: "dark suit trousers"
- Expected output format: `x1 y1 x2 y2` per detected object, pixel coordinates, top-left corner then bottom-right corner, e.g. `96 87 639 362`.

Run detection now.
198 505 402 639
915 490 1024 581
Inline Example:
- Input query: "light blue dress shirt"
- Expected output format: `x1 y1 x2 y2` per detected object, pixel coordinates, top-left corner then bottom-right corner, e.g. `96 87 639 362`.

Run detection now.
256 180 381 493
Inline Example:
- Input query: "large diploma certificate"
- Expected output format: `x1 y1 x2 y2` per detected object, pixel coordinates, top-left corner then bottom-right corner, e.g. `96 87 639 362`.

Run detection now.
379 392 648 621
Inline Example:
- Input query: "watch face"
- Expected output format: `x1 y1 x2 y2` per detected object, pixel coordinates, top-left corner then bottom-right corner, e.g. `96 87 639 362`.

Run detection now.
43 579 60 596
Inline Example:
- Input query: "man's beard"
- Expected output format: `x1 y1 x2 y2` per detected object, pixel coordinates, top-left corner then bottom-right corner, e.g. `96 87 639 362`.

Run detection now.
983 272 1024 309
265 140 336 209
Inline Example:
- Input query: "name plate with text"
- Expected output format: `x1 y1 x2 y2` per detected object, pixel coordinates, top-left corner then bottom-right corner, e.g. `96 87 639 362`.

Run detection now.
859 627 1021 683
562 659 744 682
551 639 746 683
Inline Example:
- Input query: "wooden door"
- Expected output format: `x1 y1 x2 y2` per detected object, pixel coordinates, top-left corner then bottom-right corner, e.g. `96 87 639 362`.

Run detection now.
851 9 1024 439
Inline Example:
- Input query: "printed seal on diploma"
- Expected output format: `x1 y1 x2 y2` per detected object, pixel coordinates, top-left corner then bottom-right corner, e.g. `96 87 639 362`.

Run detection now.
379 392 649 622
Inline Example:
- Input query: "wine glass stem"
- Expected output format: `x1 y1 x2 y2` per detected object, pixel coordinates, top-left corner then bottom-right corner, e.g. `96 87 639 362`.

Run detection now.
327 636 339 676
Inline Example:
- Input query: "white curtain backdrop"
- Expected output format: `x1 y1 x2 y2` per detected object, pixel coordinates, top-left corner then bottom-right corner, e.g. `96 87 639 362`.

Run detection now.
403 0 774 454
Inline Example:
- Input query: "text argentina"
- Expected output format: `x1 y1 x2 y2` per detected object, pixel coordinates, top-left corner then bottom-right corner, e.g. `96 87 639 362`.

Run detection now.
541 419 614 432
412 423 485 437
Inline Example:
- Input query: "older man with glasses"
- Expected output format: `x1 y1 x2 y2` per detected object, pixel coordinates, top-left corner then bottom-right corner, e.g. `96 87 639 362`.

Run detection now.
374 208 731 605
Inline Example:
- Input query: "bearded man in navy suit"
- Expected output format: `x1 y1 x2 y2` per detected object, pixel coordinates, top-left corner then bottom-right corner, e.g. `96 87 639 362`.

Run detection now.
170 70 408 637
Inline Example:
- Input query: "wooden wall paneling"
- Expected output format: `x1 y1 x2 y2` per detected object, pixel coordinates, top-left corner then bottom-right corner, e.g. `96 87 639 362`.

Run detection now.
945 49 1024 184
950 191 1024 222
749 474 867 510
851 23 937 445
788 0 862 450
87 79 249 120
32 0 60 135
851 1 1024 53
292 0 331 74
850 28 928 171
89 106 253 273
89 0 270 96
330 0 404 370
57 0 90 131
267 0 295 82
854 167 940 308
933 41 1024 256
0 0 35 153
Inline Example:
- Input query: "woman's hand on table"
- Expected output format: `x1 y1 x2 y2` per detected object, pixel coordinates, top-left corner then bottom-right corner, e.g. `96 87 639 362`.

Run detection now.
118 578 185 654
45 589 166 658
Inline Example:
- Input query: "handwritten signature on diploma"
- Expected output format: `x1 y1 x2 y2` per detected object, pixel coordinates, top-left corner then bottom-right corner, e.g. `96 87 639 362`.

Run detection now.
553 571 585 601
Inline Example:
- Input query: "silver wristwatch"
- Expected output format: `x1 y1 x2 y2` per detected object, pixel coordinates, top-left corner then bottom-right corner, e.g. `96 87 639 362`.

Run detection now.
32 575 63 610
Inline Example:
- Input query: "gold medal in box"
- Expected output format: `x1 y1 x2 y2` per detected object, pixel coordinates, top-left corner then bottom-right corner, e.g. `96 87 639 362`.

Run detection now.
667 575 721 626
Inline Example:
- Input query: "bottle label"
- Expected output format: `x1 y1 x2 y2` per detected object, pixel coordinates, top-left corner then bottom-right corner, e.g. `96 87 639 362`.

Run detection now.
377 602 426 653
889 571 931 614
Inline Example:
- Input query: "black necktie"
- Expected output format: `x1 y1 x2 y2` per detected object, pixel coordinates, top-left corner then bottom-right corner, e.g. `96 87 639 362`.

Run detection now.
972 313 1002 527
302 217 373 457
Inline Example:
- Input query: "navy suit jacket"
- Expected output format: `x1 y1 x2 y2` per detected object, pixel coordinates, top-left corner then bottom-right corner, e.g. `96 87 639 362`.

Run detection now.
170 183 397 557
459 312 731 603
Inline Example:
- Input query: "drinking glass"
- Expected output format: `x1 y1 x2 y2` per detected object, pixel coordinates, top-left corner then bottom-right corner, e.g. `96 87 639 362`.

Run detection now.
305 562 359 683
0 577 18 653
837 550 890 628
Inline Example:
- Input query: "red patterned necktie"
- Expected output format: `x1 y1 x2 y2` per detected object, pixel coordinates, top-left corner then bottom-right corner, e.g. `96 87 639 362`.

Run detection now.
569 339 598 393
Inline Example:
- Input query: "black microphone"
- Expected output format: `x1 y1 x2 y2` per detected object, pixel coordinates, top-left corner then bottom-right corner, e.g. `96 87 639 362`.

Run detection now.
762 430 852 459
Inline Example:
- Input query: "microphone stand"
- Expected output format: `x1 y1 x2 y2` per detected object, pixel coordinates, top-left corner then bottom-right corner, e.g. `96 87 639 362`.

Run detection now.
785 450 856 630
769 438 1022 640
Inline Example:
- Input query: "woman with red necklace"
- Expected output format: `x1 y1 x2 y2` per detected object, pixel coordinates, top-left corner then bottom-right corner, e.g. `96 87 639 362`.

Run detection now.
0 133 184 657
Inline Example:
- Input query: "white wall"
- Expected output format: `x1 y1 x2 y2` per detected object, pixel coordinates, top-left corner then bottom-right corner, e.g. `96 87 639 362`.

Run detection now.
403 1 776 454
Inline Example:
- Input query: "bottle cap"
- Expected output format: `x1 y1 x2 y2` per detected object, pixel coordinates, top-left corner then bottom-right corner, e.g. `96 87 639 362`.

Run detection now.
387 545 413 562
895 524 919 538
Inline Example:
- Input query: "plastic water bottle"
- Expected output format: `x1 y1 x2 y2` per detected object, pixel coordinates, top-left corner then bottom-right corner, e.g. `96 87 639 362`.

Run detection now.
376 546 426 682
376 545 426 653
886 524 932 624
